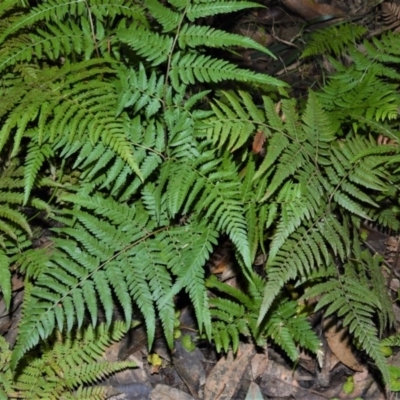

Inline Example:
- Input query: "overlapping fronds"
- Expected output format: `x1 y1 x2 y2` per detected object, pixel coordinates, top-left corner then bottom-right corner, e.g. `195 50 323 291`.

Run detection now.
205 81 399 384
163 149 252 269
301 245 393 385
304 25 400 127
0 160 51 310
1 322 136 399
207 274 320 359
1 0 400 391
302 23 367 57
10 193 221 368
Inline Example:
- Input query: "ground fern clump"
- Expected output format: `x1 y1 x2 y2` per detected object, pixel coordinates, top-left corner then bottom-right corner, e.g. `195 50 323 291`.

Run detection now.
0 0 399 394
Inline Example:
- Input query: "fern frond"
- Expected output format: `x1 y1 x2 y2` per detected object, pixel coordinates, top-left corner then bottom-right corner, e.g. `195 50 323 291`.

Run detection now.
146 0 181 32
162 223 218 338
304 273 390 384
207 90 262 151
3 63 146 180
259 211 351 324
170 52 285 90
208 275 319 356
186 1 262 21
367 207 400 231
24 142 53 204
5 321 136 399
318 61 400 124
0 250 11 310
302 90 337 144
302 23 367 58
364 31 400 68
68 111 164 197
267 181 320 261
0 0 86 45
117 21 173 66
11 190 218 366
10 194 151 368
164 151 252 270
0 207 31 239
179 24 275 58
265 300 319 361
381 334 400 348
115 64 165 117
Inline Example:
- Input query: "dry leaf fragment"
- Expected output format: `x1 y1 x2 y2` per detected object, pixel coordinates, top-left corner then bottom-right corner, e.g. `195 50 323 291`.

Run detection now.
323 318 363 372
252 131 266 154
259 359 299 397
250 350 269 379
204 343 256 400
281 0 346 20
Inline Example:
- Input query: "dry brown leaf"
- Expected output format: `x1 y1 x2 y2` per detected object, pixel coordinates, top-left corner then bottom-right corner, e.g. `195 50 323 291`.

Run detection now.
324 318 363 372
204 343 256 400
281 0 346 20
382 1 400 30
151 384 195 400
252 131 266 155
259 359 299 397
250 350 269 379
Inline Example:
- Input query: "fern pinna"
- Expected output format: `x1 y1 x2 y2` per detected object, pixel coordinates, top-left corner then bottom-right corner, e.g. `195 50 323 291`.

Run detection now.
0 0 400 390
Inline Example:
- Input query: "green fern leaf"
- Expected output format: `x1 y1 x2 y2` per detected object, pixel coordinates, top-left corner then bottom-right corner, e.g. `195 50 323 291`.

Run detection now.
117 21 173 66
178 24 275 58
302 23 367 58
265 300 319 361
0 207 31 237
24 142 53 204
0 251 11 311
163 223 218 339
146 0 180 32
186 1 262 21
170 52 285 90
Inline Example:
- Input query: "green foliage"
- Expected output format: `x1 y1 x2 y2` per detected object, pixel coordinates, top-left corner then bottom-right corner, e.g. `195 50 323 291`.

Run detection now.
301 23 367 58
0 0 399 392
207 274 320 360
0 321 136 399
301 244 394 384
0 160 51 311
388 365 400 392
303 25 400 128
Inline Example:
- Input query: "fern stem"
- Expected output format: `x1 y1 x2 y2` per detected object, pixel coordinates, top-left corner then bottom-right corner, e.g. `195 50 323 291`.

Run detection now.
84 0 100 58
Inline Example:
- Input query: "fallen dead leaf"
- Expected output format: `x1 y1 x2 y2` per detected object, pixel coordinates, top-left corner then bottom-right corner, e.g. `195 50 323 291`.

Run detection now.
150 384 195 400
250 348 269 379
324 317 363 372
203 343 256 400
259 359 299 398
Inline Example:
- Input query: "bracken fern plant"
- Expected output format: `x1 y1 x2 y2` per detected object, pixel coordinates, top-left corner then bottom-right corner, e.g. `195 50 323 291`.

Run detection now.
0 0 400 394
